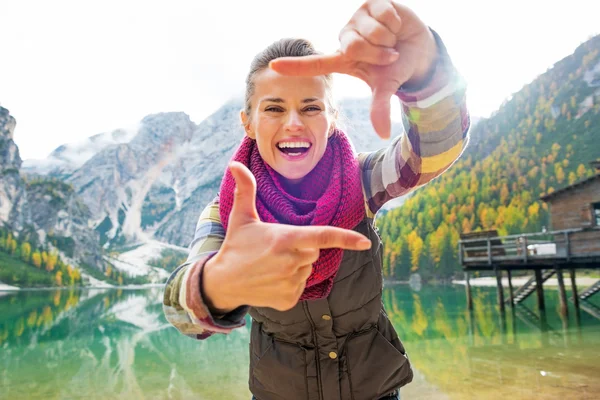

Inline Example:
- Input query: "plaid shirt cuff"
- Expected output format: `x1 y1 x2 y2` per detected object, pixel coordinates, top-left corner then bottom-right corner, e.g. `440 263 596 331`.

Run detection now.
183 251 248 333
396 27 460 107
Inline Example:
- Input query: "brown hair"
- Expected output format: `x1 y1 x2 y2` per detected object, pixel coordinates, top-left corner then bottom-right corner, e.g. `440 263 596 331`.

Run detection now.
244 38 337 119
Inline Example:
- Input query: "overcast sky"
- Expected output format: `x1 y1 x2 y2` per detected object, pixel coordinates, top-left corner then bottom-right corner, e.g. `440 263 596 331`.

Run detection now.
1 0 598 160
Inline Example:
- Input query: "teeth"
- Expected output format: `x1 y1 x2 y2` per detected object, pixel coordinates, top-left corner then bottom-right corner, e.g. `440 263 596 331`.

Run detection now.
277 141 311 149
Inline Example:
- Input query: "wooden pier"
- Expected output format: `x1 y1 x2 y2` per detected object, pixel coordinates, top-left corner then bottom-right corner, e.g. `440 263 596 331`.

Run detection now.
460 161 600 317
459 228 600 316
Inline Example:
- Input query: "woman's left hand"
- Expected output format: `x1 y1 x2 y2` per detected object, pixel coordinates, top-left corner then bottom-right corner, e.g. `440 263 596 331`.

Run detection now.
269 0 437 139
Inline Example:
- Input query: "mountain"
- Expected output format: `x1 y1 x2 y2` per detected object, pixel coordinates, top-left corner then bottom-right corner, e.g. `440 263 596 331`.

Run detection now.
0 106 28 230
375 34 600 282
0 107 107 287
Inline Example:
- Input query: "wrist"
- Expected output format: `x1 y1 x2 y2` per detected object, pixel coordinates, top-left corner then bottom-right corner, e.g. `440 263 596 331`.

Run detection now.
202 255 239 314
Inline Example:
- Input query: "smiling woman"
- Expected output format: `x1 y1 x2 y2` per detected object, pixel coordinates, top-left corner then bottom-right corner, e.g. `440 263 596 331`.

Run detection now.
162 1 470 399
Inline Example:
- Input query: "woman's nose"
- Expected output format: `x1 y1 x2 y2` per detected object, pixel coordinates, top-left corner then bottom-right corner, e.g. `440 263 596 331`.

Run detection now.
284 110 304 131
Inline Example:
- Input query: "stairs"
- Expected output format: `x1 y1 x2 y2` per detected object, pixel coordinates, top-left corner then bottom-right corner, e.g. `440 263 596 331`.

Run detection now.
579 280 600 300
509 270 556 305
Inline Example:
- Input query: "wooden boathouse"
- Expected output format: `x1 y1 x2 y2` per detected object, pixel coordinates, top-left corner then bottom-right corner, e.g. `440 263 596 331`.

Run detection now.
459 161 600 316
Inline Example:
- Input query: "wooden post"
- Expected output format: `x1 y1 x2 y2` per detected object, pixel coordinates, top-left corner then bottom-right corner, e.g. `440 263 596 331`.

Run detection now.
495 267 505 314
555 266 568 316
534 269 546 312
507 269 515 309
570 268 579 312
487 238 492 265
564 232 571 262
465 272 473 311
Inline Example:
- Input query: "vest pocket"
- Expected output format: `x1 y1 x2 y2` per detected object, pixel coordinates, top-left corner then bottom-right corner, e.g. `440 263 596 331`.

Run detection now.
250 324 318 400
343 326 412 400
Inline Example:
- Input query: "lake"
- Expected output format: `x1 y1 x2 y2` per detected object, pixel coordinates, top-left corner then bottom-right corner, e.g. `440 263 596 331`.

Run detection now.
1 284 599 400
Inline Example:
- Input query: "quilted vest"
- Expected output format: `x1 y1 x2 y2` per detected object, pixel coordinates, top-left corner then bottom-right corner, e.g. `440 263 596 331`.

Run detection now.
248 218 413 400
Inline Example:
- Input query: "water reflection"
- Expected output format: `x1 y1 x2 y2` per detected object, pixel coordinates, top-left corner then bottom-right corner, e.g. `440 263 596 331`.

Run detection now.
0 286 598 399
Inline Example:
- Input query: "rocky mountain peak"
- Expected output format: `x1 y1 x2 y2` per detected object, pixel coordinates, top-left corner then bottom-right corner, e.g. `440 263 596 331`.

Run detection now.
0 107 22 172
0 106 16 140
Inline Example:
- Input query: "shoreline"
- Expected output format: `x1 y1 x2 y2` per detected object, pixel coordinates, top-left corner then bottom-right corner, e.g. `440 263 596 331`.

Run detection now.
0 282 166 292
452 276 598 287
0 283 20 291
3 277 598 292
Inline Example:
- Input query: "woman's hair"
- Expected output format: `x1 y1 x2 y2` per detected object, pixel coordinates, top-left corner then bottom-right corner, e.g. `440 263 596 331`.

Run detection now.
244 38 337 119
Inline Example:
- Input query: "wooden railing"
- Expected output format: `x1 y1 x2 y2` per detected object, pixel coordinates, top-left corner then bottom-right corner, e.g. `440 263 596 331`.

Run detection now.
458 228 598 267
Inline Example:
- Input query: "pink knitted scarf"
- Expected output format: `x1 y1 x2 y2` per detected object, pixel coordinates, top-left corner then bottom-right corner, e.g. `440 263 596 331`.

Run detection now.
218 130 365 300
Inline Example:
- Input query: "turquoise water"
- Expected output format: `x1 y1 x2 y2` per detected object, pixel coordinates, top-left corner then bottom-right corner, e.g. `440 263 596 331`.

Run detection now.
0 285 598 399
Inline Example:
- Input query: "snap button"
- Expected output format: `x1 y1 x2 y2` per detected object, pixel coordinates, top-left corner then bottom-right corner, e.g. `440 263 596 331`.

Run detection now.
329 351 337 359
321 314 331 321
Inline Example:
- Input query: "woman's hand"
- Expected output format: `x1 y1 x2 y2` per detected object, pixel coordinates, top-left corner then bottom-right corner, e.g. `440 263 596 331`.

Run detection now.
202 162 372 313
269 0 438 139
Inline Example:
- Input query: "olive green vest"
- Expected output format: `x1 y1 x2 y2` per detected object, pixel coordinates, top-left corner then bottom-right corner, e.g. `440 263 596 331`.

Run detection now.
248 218 413 400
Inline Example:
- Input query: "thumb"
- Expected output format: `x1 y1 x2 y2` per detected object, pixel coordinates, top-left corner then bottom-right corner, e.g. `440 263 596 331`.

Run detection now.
228 161 260 227
370 85 395 140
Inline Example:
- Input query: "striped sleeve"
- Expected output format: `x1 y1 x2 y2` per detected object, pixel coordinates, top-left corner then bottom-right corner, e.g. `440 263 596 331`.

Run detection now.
358 29 470 216
162 195 248 340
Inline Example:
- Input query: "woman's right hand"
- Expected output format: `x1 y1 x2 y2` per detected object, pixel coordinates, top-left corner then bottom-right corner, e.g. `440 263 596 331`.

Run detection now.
269 0 438 140
202 161 372 313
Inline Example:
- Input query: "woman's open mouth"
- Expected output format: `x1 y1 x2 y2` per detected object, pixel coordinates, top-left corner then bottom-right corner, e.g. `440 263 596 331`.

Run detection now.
276 141 312 161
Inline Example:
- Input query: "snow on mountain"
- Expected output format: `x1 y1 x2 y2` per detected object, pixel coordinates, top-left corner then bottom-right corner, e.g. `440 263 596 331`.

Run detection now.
105 239 185 281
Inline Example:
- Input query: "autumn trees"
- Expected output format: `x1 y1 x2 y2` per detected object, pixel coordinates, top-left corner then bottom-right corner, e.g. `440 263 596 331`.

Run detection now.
0 228 82 287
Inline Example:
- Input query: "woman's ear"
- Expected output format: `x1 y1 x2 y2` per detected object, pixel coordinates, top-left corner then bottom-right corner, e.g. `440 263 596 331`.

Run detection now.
240 110 255 139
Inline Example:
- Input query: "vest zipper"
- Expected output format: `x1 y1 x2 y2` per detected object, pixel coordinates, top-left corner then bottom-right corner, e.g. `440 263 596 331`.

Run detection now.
302 302 323 400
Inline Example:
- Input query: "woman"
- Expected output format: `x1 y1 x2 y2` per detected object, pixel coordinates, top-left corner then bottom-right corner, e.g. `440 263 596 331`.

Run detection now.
163 1 470 399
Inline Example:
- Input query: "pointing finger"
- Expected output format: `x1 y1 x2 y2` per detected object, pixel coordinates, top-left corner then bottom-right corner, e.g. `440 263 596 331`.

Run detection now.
269 52 348 77
289 225 372 251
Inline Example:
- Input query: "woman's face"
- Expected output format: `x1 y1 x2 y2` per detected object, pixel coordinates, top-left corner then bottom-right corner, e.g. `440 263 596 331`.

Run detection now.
242 68 334 184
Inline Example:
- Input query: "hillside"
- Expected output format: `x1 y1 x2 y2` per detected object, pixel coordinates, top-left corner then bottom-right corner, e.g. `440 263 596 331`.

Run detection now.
376 34 600 282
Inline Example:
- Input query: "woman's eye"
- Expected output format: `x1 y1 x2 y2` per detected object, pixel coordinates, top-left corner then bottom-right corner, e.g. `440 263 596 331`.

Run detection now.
304 106 321 113
265 107 283 112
